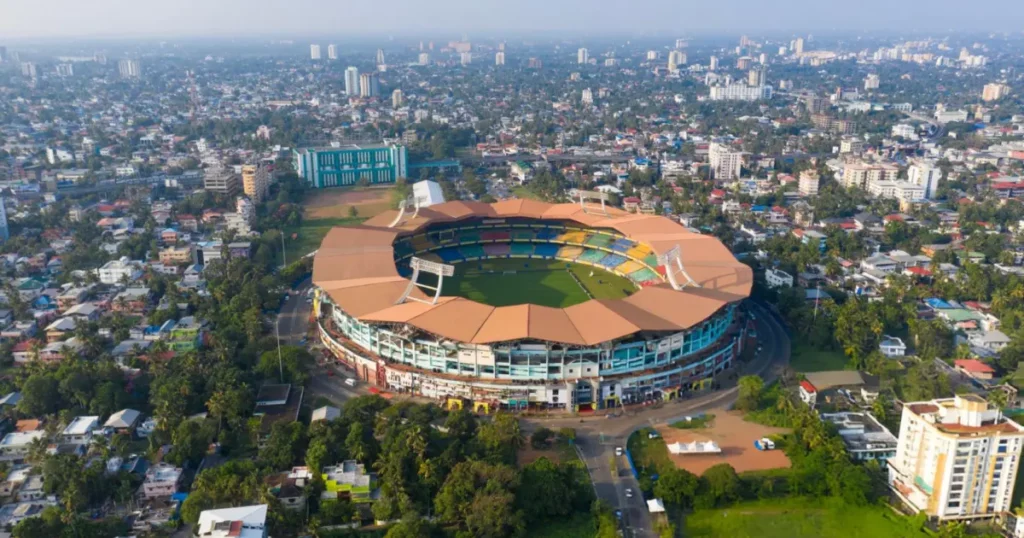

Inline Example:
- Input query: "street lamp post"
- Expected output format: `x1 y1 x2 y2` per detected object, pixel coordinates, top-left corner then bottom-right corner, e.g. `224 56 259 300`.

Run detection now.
280 229 287 267
276 317 284 383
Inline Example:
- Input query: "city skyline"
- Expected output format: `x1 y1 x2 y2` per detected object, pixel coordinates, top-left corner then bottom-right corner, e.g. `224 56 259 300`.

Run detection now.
3 0 1024 39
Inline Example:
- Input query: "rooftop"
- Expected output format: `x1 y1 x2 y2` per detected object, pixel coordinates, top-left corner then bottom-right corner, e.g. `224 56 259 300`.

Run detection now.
905 395 1024 437
820 412 898 452
61 416 99 436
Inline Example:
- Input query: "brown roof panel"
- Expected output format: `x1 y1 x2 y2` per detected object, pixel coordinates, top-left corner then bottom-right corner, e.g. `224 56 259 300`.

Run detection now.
360 297 458 323
318 226 398 250
564 301 640 344
328 280 419 318
472 305 530 343
621 286 729 329
596 298 680 332
406 299 496 342
313 250 399 286
527 305 586 345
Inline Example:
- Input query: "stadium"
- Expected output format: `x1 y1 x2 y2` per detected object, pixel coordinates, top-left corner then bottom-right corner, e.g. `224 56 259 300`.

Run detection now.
312 198 753 412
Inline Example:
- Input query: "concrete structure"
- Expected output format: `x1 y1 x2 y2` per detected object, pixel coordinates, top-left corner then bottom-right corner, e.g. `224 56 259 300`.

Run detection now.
798 170 820 197
765 268 794 288
879 336 907 357
203 162 240 196
142 462 183 498
495 51 505 66
327 44 337 60
61 416 100 444
197 504 268 538
0 197 8 241
982 83 1011 102
241 163 269 203
293 143 408 188
908 160 942 200
577 48 589 64
391 89 404 108
344 66 359 95
118 59 140 79
412 180 445 207
821 412 898 461
322 460 377 503
359 73 380 98
310 44 321 60
889 395 1024 521
98 257 144 285
841 161 900 190
864 74 880 90
709 142 742 180
708 84 773 101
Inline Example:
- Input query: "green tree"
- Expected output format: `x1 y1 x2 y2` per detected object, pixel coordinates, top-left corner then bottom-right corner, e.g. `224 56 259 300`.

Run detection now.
736 375 764 412
653 468 700 509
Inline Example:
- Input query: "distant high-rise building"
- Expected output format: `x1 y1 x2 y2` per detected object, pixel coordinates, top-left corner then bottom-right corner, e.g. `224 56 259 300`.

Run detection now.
293 143 408 188
418 53 430 66
241 163 269 203
864 74 880 90
982 82 1011 102
646 50 658 61
736 56 753 69
667 50 686 73
759 53 767 65
577 47 589 64
581 88 594 105
495 51 505 66
461 52 472 66
327 44 338 60
118 59 141 78
56 63 74 77
419 41 424 51
709 142 742 180
0 197 8 241
709 56 719 70
310 44 321 60
93 53 107 65
498 42 505 52
392 89 404 108
359 73 380 97
889 395 1024 521
344 66 359 95
794 37 805 55
748 68 765 87
20 62 36 78
528 57 543 69
675 39 687 49
203 161 240 196
375 48 385 66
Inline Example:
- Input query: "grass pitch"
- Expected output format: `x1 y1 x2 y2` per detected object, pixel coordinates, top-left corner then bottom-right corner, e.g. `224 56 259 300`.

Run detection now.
440 259 635 308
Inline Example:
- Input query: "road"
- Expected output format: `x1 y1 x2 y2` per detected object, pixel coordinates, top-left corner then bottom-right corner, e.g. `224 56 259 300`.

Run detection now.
277 280 312 345
523 302 791 538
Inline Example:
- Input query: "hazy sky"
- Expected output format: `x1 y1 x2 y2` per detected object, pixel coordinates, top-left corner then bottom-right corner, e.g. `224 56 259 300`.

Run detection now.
3 0 1024 40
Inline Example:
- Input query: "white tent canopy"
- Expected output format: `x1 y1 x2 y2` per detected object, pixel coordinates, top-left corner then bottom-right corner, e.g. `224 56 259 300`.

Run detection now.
647 499 666 513
667 440 721 454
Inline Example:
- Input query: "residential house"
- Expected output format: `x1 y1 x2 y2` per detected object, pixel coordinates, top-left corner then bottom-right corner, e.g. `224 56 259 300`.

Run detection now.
765 268 793 288
311 406 341 423
0 431 45 460
954 359 996 381
322 460 378 503
879 336 907 357
266 467 312 511
104 409 142 435
141 462 183 499
112 287 151 314
97 258 144 285
56 287 90 310
820 412 898 461
197 504 268 538
60 416 100 445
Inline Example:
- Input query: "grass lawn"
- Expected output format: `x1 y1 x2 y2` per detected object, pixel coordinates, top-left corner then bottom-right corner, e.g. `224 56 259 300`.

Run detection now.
526 512 597 538
442 259 634 307
284 216 365 261
626 427 673 475
511 185 543 201
788 343 848 373
685 498 929 538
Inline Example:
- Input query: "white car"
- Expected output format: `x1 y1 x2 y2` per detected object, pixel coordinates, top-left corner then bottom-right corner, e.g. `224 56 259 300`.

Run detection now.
625 488 633 498
615 447 623 456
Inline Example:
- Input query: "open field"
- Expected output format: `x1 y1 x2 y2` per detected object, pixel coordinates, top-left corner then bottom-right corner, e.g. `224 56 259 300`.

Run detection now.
653 412 791 475
302 187 393 220
685 498 930 538
526 512 597 538
788 344 848 373
517 439 581 468
442 259 634 308
284 216 365 261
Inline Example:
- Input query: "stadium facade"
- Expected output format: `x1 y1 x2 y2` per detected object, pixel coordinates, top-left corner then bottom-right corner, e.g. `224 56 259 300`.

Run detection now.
312 200 753 411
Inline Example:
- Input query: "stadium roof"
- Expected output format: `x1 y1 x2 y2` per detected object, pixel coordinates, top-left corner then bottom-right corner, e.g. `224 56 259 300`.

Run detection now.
313 201 752 345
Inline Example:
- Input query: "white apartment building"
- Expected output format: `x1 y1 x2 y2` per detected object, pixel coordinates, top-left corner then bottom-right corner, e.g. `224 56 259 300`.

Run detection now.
577 48 589 64
868 180 925 203
982 83 1010 102
310 44 321 60
708 142 742 180
708 84 773 101
892 124 919 140
798 170 820 197
889 395 1024 521
327 44 337 60
765 268 794 288
864 74 880 90
841 161 899 189
97 258 144 285
198 505 268 538
908 160 942 199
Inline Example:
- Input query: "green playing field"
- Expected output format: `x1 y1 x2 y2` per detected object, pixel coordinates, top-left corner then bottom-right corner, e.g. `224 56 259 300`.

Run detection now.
437 259 636 308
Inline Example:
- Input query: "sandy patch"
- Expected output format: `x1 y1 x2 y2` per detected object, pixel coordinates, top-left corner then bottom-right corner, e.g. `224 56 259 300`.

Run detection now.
303 188 393 219
656 412 791 475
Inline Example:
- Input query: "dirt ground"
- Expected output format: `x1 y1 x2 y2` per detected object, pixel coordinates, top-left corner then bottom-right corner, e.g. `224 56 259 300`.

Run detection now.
655 411 791 475
517 445 567 467
303 187 394 220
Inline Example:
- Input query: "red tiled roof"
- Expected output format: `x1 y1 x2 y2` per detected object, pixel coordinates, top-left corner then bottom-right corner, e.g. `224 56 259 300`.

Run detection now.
799 380 817 393
954 359 995 374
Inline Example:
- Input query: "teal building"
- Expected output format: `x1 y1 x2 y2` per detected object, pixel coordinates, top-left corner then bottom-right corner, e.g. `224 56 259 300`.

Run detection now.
293 143 408 188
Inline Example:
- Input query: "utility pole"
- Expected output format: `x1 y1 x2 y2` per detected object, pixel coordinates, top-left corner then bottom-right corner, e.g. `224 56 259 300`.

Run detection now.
281 230 287 267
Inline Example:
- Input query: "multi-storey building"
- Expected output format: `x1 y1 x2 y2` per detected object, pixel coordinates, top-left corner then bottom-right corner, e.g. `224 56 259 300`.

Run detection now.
203 163 240 196
982 83 1011 102
577 47 589 64
344 66 359 95
709 142 742 180
864 74 880 90
118 59 140 78
359 73 379 98
708 84 772 101
798 170 820 197
241 163 269 203
310 44 321 60
889 395 1024 521
293 143 408 188
327 44 337 60
908 159 942 199
495 51 505 66
841 161 899 189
